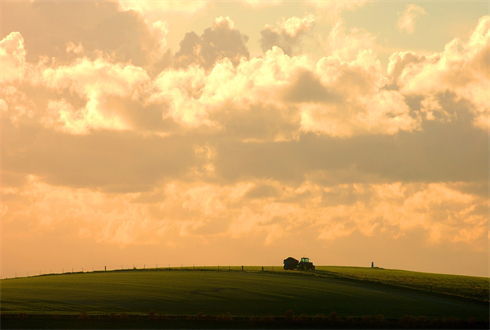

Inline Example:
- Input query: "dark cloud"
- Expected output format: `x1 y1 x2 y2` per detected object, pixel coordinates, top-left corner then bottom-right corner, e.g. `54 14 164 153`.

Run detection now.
102 95 181 133
281 70 342 103
1 2 161 67
259 16 315 56
174 22 249 69
1 121 198 193
212 95 488 186
209 103 300 142
244 184 279 199
260 28 294 56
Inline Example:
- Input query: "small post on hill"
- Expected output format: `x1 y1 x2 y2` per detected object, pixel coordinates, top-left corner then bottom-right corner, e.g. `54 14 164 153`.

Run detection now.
371 262 374 268
105 266 106 271
262 267 264 272
242 265 244 271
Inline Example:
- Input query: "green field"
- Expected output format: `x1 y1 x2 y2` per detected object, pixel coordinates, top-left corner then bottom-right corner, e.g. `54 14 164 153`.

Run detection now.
314 266 489 302
1 266 488 322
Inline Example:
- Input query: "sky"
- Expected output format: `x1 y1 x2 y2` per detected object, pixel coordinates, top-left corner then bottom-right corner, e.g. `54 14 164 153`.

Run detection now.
1 0 489 279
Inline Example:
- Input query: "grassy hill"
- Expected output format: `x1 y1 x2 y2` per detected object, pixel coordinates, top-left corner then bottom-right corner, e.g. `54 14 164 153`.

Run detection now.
314 266 489 302
1 266 488 322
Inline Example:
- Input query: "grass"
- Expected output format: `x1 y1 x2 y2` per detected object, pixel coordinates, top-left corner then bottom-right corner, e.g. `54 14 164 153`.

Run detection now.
314 266 489 302
1 266 488 321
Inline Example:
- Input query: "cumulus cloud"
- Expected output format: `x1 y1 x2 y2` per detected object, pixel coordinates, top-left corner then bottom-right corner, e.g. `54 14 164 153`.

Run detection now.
2 1 164 67
260 14 316 56
0 32 26 84
1 12 419 138
390 15 490 129
299 90 415 137
397 4 426 34
151 24 416 137
280 14 316 38
174 17 250 70
38 57 150 134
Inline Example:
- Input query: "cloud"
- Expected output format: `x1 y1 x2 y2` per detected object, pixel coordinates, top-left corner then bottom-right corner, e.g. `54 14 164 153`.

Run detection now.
2 176 487 250
390 15 490 129
2 11 420 138
397 4 426 34
260 14 316 56
299 90 415 137
174 17 250 70
1 2 489 278
2 1 164 67
0 32 26 84
151 24 417 137
280 14 316 38
38 57 150 134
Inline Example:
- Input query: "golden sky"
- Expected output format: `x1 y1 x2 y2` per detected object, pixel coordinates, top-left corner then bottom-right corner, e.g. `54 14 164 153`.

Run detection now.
1 1 489 278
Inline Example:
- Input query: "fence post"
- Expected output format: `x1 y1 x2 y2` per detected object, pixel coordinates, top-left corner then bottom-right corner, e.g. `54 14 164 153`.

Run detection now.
242 265 244 271
262 267 264 272
105 266 106 271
